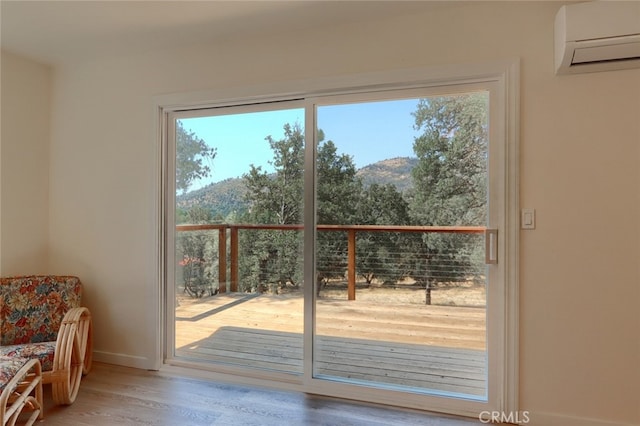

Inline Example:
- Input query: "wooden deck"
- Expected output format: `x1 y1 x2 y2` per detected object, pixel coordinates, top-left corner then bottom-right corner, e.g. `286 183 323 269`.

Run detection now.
175 292 486 397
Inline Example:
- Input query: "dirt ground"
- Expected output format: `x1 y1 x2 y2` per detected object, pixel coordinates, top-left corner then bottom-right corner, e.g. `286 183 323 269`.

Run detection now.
175 281 487 351
178 281 486 309
320 281 486 307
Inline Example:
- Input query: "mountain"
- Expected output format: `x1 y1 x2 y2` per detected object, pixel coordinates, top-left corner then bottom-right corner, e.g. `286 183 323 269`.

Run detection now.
356 156 417 192
176 177 248 218
176 156 417 217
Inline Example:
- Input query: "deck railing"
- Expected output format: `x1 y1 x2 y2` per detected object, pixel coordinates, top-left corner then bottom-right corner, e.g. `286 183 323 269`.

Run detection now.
176 223 487 300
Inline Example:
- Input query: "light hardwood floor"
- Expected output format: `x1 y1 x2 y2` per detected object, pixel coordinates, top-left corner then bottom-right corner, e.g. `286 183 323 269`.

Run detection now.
41 363 483 425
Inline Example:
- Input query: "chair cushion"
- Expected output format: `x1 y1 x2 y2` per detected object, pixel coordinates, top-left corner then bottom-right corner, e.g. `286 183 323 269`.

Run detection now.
0 342 56 372
0 355 30 392
0 275 82 345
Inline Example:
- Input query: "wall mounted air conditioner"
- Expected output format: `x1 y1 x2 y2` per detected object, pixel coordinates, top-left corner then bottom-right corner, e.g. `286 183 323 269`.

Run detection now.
555 1 640 75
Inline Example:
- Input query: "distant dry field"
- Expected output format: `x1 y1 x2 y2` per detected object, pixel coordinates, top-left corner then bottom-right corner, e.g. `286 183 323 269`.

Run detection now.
177 280 486 308
320 280 486 307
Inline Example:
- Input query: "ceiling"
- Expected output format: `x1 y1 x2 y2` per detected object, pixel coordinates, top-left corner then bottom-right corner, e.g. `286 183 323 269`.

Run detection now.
1 1 443 66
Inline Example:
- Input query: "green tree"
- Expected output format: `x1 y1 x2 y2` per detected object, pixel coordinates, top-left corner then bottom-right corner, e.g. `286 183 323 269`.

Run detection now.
355 183 412 285
240 123 305 292
176 121 217 194
176 206 218 298
239 125 364 295
316 136 362 225
244 123 304 225
174 120 218 298
409 93 488 304
315 137 363 293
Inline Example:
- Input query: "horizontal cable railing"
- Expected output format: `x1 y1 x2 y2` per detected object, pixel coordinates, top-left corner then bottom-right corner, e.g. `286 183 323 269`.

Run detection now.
175 224 486 301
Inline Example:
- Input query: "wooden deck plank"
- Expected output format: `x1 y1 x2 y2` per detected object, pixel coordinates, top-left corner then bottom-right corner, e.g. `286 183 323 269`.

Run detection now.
175 293 487 397
177 325 486 396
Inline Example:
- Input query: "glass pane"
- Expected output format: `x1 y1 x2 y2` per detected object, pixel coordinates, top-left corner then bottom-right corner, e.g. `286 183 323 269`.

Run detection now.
314 93 488 398
174 109 306 375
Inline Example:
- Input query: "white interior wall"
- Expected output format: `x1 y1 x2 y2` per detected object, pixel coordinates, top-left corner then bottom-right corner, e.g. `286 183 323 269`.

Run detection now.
0 51 51 275
1 2 638 425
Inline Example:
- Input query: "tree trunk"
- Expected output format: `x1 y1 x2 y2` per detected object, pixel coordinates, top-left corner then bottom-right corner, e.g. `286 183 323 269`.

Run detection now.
316 275 325 297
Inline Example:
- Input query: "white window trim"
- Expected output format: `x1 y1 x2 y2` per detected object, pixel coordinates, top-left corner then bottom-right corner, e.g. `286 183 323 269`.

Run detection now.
150 58 520 419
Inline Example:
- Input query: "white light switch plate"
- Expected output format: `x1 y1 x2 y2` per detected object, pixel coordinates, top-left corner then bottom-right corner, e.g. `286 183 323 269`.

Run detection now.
521 209 535 229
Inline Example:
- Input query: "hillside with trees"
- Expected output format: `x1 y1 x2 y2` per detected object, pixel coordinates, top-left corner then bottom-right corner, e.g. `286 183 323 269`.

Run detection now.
356 157 417 192
176 156 418 222
176 178 248 222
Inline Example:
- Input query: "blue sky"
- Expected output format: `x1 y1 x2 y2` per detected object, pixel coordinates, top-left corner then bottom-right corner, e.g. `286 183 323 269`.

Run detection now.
180 98 421 192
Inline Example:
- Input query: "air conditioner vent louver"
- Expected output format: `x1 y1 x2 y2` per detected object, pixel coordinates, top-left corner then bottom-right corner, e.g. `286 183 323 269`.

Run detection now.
555 2 640 75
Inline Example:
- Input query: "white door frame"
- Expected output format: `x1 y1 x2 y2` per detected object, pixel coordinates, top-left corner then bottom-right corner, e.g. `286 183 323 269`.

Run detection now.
151 59 520 419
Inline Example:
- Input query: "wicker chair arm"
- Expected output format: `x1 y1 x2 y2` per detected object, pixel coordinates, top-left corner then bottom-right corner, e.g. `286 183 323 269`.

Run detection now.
51 307 92 405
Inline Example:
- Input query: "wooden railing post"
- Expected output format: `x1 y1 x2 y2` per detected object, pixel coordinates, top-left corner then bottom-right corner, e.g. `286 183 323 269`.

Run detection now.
218 227 227 293
348 229 356 301
230 226 238 292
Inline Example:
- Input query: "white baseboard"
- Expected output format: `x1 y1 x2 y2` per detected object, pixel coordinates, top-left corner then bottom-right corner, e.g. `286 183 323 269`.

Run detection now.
92 350 153 370
529 412 638 426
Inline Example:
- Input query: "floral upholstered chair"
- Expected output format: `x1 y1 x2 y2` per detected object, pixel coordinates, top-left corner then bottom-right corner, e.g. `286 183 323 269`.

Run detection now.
0 275 92 405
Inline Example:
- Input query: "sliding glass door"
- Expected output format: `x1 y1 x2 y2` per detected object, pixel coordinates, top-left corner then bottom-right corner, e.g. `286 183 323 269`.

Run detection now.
313 92 489 398
163 77 510 414
169 103 307 376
